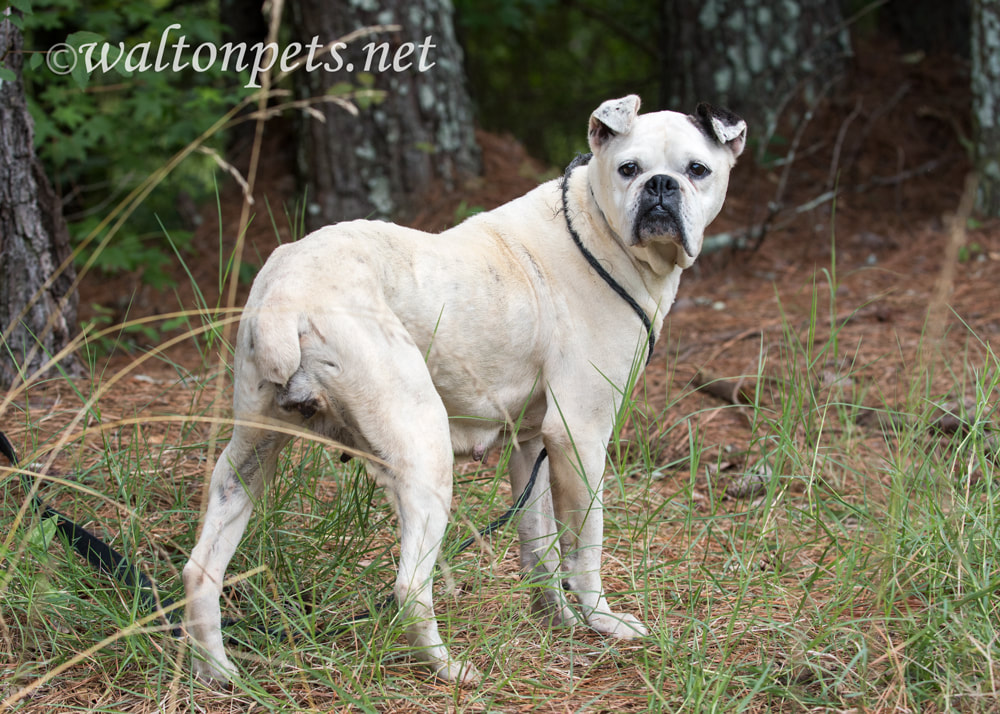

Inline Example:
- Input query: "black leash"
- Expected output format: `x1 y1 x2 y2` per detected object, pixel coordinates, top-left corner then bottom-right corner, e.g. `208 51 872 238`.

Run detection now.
347 446 549 623
454 447 546 555
0 430 180 633
560 153 656 365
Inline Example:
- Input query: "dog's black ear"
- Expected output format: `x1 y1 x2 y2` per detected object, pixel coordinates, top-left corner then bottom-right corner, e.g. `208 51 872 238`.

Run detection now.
589 95 641 150
694 103 747 159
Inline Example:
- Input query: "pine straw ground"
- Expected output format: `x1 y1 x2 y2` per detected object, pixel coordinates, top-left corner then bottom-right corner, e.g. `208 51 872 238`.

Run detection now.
3 43 1000 712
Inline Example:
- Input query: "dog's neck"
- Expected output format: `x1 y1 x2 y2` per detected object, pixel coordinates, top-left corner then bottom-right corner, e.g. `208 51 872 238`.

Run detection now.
573 168 685 313
561 164 695 364
560 162 655 362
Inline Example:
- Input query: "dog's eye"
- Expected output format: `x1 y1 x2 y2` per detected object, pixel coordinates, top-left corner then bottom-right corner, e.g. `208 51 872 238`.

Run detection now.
618 162 640 178
687 162 711 178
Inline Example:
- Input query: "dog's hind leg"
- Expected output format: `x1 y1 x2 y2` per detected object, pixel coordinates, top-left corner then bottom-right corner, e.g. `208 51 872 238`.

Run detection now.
335 316 479 684
376 452 479 684
510 438 581 626
183 425 290 681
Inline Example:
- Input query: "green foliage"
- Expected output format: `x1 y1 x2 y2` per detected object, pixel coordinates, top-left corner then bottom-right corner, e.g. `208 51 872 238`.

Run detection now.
21 0 254 287
452 199 484 224
958 241 984 263
3 0 32 30
79 303 169 357
454 0 660 164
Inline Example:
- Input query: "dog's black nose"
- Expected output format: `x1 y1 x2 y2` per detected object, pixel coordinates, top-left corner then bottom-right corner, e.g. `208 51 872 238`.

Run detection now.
644 174 679 201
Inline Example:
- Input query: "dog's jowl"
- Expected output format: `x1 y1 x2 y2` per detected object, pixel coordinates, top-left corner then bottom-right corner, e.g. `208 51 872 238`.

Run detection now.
183 95 745 684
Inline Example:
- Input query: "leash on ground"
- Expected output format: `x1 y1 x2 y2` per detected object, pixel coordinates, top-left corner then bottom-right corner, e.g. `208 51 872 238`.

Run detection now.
0 428 545 639
0 429 183 634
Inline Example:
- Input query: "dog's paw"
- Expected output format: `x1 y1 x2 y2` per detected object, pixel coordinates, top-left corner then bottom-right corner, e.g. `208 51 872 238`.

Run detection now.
588 611 648 639
530 590 582 628
192 655 238 685
432 658 481 686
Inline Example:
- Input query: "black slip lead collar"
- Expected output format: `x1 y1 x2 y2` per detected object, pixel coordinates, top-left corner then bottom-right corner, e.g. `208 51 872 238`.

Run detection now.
560 153 656 367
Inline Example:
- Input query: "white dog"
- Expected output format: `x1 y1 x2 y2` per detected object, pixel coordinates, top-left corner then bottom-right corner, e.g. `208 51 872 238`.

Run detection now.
183 95 745 684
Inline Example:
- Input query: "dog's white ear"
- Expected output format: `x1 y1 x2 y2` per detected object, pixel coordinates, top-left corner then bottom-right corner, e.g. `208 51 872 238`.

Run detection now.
694 103 747 159
589 95 641 150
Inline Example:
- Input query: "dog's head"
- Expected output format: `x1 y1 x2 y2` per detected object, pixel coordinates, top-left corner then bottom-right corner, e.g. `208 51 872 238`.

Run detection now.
586 95 746 269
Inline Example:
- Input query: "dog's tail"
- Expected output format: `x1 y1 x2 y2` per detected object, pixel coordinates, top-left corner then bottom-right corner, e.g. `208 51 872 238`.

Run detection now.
245 302 302 387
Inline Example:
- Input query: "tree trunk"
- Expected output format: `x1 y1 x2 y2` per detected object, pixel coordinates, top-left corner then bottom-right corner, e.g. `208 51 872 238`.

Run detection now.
0 13 79 387
660 0 851 136
219 0 269 154
289 0 481 230
972 0 1000 216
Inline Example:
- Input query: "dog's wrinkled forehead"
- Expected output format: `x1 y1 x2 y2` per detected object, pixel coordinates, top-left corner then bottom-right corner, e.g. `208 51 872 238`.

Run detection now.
601 112 723 168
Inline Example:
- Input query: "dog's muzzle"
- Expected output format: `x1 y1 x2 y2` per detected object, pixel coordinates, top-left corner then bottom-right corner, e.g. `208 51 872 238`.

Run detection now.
633 174 693 257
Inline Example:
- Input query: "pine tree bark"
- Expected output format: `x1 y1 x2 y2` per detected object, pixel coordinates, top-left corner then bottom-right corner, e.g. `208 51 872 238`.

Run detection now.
972 0 1000 216
289 0 481 230
0 14 79 387
660 0 851 135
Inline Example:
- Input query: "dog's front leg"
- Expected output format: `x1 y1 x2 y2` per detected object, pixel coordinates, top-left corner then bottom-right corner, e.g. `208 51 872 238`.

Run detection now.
509 438 580 626
543 429 647 639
